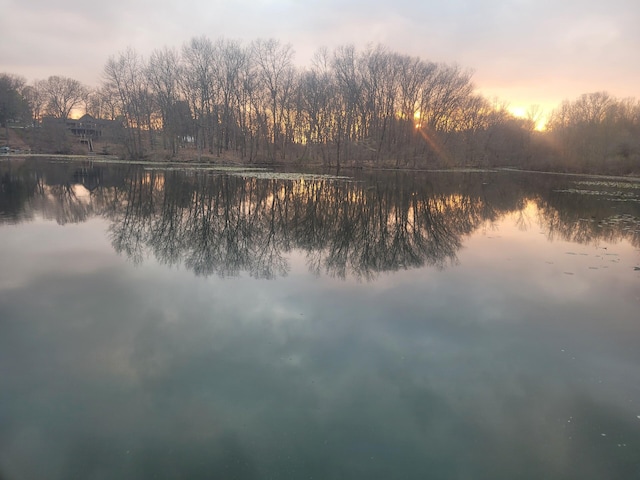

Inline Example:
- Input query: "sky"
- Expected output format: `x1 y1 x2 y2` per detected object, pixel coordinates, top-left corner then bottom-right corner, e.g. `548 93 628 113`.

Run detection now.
1 0 639 119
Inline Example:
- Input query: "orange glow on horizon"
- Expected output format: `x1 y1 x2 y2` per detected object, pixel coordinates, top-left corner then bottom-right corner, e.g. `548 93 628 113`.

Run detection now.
508 104 548 132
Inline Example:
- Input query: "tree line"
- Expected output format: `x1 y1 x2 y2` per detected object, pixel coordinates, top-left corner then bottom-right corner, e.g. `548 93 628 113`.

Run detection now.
1 37 639 173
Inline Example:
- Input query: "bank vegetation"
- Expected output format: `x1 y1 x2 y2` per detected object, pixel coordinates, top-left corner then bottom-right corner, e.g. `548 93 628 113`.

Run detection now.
1 37 639 175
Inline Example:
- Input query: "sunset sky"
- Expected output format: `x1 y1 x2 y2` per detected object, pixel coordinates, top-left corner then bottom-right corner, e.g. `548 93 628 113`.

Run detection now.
1 0 638 120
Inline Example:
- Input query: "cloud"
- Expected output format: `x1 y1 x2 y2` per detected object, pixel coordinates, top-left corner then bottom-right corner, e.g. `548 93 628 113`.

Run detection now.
1 0 638 108
2 202 640 478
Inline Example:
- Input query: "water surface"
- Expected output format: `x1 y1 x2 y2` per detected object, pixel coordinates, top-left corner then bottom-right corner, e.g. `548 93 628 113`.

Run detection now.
1 159 639 479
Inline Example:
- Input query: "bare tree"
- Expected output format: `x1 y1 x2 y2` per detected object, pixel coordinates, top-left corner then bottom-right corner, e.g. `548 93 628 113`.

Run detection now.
147 46 183 155
212 38 247 155
547 92 640 172
251 38 295 160
236 45 259 160
93 86 121 121
526 104 543 131
103 48 150 158
181 36 217 155
39 75 87 121
358 46 404 161
331 44 363 167
419 64 474 133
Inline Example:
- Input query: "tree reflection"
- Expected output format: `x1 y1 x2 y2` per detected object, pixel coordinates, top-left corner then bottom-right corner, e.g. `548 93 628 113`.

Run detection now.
98 168 489 279
2 159 639 279
535 185 640 248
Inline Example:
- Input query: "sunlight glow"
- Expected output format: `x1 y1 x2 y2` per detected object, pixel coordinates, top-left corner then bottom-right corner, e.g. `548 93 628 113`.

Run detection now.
508 106 527 119
508 105 548 131
416 126 453 165
534 120 547 132
414 111 422 129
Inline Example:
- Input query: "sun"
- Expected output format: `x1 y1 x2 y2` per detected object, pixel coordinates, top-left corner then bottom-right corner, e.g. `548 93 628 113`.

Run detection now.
413 111 422 129
508 105 548 131
508 105 527 118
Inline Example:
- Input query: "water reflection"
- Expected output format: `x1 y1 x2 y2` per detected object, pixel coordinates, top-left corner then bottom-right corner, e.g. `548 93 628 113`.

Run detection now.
2 159 640 480
1 159 639 280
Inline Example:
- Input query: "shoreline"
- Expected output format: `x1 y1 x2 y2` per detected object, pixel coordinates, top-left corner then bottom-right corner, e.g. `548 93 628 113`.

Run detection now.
3 152 640 182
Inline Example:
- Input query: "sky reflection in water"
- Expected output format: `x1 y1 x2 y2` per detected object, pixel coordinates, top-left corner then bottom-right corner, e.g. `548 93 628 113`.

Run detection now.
1 161 639 479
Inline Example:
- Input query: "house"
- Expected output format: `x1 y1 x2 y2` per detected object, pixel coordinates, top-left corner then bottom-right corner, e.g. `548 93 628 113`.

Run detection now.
66 114 121 139
42 114 121 143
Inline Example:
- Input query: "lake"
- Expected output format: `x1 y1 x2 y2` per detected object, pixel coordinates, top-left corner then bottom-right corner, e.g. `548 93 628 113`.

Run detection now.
1 158 639 479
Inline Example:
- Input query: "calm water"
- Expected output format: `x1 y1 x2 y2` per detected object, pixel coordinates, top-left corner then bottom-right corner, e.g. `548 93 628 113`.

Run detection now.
1 158 639 479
